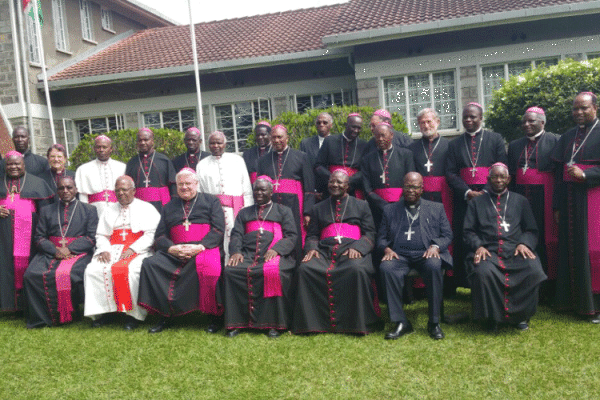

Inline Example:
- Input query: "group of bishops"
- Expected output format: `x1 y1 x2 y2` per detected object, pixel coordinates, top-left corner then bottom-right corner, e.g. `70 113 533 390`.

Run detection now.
0 90 599 340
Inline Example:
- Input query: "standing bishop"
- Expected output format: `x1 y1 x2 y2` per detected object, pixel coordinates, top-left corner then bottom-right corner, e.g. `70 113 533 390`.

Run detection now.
242 121 271 184
171 127 209 173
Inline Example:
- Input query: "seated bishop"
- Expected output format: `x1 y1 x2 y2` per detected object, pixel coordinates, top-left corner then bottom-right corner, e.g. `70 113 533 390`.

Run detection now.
224 176 298 338
138 168 225 334
464 163 546 332
24 176 98 328
84 175 160 330
292 170 379 335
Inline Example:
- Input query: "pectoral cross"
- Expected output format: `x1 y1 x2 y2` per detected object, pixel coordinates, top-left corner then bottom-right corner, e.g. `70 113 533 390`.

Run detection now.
424 160 433 173
500 220 510 232
59 237 69 248
273 181 280 190
144 177 151 187
404 228 414 240
334 234 343 244
380 172 386 184
259 227 264 234
9 192 14 202
183 219 191 232
471 167 477 178
103 191 110 201
567 160 575 167
522 165 528 175
120 230 128 240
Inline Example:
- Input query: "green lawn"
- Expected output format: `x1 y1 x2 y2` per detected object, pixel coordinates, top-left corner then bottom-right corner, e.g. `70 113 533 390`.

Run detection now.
2 293 598 399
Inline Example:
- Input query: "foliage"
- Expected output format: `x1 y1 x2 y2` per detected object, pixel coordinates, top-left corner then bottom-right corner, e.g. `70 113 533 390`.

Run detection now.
246 105 409 149
485 58 600 142
69 128 186 170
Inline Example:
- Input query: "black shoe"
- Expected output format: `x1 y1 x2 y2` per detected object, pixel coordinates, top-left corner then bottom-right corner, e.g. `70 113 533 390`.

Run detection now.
206 323 221 334
516 321 529 331
589 314 600 324
427 322 445 340
266 328 280 338
91 314 114 328
384 321 414 340
148 318 170 333
226 329 240 338
123 316 139 331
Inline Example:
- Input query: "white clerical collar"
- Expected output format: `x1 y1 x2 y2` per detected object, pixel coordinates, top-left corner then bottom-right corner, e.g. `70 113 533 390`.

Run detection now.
96 158 110 165
466 129 481 137
382 144 393 154
277 146 289 155
528 130 544 141
342 133 354 142
318 135 325 147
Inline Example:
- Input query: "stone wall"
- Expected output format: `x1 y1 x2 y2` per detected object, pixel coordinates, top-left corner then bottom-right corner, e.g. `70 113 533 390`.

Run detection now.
0 0 19 105
460 66 478 105
356 78 379 107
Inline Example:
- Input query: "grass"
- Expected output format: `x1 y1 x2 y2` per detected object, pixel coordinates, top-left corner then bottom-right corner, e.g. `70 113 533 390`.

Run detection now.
1 292 599 399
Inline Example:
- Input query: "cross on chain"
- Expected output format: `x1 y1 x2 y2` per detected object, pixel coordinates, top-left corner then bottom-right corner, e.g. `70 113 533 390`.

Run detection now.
9 193 14 202
120 230 128 240
103 191 110 201
500 220 510 233
259 226 264 234
424 160 433 173
522 165 528 174
59 237 69 248
471 167 477 178
273 181 280 190
380 172 386 184
334 234 343 244
183 219 191 232
144 177 151 187
404 228 415 241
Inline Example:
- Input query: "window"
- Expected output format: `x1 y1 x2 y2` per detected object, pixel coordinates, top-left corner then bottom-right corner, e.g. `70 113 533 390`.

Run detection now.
25 13 41 64
79 0 94 41
142 109 197 131
52 0 69 52
481 57 560 106
384 71 457 133
74 115 124 139
295 90 354 114
61 119 78 155
101 8 114 32
214 100 271 153
587 52 600 60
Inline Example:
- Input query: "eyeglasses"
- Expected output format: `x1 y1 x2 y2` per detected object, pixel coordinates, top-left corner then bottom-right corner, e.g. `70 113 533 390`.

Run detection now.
316 121 330 125
404 185 423 191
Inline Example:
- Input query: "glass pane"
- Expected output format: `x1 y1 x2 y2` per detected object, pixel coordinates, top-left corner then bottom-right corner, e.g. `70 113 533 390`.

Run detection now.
407 74 431 132
214 105 235 152
143 112 161 129
384 77 407 124
342 90 352 106
180 109 197 131
508 61 532 77
75 120 90 139
108 116 117 131
534 57 559 67
296 96 311 114
432 71 457 130
255 100 270 122
333 92 343 106
234 102 254 152
482 65 505 106
90 118 108 134
312 94 332 109
588 52 600 60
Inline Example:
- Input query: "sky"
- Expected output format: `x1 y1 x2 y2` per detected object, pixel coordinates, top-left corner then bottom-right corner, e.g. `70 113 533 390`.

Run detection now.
136 0 348 24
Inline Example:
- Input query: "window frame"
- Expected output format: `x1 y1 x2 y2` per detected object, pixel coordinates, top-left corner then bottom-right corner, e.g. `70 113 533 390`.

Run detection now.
79 0 95 42
101 7 115 33
213 99 272 153
52 0 70 52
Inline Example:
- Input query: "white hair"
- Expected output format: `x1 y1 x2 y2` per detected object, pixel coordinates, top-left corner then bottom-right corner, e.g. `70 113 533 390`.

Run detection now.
208 131 227 144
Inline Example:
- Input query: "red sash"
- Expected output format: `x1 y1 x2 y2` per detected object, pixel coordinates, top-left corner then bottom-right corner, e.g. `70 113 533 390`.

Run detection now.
170 223 221 315
216 194 244 218
564 164 600 292
273 178 305 245
49 236 86 323
423 176 453 225
460 167 489 186
88 190 117 203
328 165 364 199
516 168 558 279
108 229 143 312
245 220 283 297
320 223 361 241
135 186 170 206
0 193 36 290
373 188 403 203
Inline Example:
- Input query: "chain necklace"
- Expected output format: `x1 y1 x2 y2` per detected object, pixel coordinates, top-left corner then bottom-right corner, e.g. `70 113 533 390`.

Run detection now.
568 119 599 166
463 130 485 178
138 151 156 187
4 173 26 202
521 132 543 174
271 148 291 191
404 205 420 241
421 136 441 173
254 202 274 234
57 200 79 248
181 194 199 232
485 190 511 233
329 195 350 244
342 134 359 167
377 147 394 184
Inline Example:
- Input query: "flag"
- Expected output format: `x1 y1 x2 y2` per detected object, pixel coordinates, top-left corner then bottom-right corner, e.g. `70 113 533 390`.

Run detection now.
23 0 43 27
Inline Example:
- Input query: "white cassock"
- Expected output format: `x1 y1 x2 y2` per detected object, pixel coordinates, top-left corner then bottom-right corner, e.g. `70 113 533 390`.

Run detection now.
75 158 126 217
196 153 253 259
84 198 160 321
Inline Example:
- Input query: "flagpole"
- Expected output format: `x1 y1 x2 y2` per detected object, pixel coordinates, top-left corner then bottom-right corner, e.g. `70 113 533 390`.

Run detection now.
188 0 206 151
16 0 35 151
32 0 57 145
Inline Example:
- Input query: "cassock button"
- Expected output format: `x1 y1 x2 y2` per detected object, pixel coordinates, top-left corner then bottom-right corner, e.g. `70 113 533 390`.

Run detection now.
505 307 509 311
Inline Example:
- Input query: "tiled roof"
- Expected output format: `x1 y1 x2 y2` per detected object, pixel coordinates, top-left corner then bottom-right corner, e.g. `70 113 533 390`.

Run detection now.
49 0 597 82
49 4 344 81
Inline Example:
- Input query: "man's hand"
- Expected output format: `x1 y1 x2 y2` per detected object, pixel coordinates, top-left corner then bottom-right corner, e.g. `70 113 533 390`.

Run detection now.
168 245 188 260
264 249 278 262
97 251 111 263
567 165 586 180
342 248 362 259
0 205 9 218
423 246 440 259
467 190 484 200
303 215 311 228
515 244 536 259
474 246 491 264
119 248 135 260
302 250 319 262
382 247 399 261
228 253 244 266
55 246 71 260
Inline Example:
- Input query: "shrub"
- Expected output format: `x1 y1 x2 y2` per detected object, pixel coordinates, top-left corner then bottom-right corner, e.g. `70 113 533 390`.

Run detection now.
485 58 600 142
69 128 186 170
246 105 409 149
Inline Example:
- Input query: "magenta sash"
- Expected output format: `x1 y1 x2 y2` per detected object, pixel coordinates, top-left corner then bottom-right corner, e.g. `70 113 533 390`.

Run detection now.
564 164 600 292
88 190 117 203
135 186 170 206
460 167 489 186
273 178 305 245
374 188 403 203
170 223 221 314
516 168 558 279
216 194 244 218
245 220 283 297
423 175 454 226
0 193 36 290
320 223 361 241
250 172 258 184
49 236 85 323
328 165 364 199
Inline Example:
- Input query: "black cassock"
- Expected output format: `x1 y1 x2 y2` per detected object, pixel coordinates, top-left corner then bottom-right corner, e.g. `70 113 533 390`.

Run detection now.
242 145 270 183
464 190 546 323
257 148 316 253
125 151 176 212
224 203 297 330
138 193 225 316
315 134 368 196
551 120 600 315
24 201 98 328
446 130 507 287
409 136 451 202
365 130 412 155
508 132 559 282
48 169 76 201
361 145 415 227
0 150 53 186
171 150 209 172
292 195 378 334
0 174 53 311
300 135 327 194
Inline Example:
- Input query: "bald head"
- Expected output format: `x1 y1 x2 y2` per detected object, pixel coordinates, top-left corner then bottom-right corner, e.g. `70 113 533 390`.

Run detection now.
403 172 423 204
573 92 598 126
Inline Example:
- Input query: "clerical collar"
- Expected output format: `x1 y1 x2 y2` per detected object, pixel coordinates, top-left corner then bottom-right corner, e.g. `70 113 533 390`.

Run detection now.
258 201 272 208
405 199 421 209
331 194 348 203
187 150 200 156
140 150 154 158
381 144 393 154
465 129 482 137
318 135 325 148
61 198 77 206
490 188 508 197
96 158 109 165
580 118 599 129
277 146 289 155
423 134 439 143
528 130 544 141
342 133 354 142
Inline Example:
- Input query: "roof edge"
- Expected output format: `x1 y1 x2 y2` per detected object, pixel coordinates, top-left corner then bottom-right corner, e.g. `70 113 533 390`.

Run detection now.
322 1 600 47
116 0 178 26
